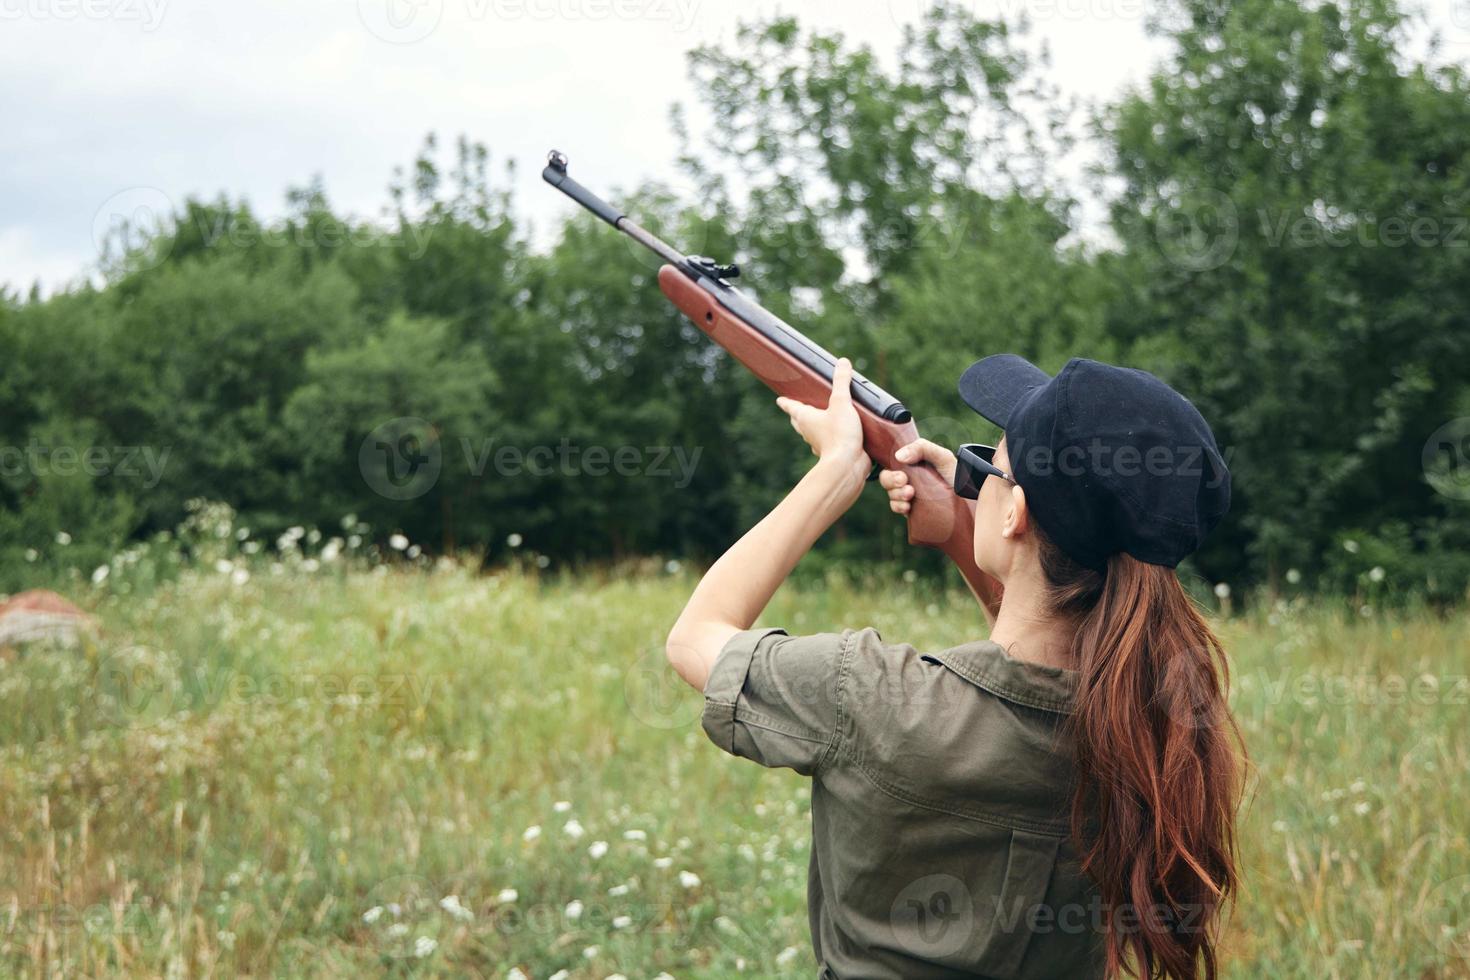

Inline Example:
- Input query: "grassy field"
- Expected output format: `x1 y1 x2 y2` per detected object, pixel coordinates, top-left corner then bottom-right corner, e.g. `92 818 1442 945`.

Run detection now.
1 550 1468 978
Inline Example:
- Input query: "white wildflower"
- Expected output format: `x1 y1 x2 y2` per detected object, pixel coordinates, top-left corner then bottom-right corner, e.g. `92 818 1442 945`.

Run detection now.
92 565 110 585
1353 801 1372 816
24 548 38 562
1213 582 1230 599
439 894 473 921
362 906 384 924
653 857 672 869
497 888 518 903
214 559 234 575
563 819 585 839
678 871 701 889
582 945 599 959
522 825 542 842
321 538 342 562
777 946 800 966
1286 568 1302 585
389 533 410 551
612 915 632 929
507 969 529 980
623 829 647 842
607 883 630 897
55 531 72 546
387 922 409 938
665 559 681 574
565 899 584 921
231 567 250 587
407 544 422 559
413 935 437 958
1343 539 1359 554
507 533 523 548
1368 566 1385 583
548 972 571 980
589 840 609 859
553 800 571 813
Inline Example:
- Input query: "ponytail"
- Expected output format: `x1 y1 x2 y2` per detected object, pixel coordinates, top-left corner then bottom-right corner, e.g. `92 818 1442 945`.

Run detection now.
1040 535 1244 980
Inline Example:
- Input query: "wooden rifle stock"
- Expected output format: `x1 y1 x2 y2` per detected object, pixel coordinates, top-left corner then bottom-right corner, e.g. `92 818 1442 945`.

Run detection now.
657 265 1003 619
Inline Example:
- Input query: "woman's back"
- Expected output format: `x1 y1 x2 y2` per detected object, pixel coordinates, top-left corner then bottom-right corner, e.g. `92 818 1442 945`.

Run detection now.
703 626 1104 979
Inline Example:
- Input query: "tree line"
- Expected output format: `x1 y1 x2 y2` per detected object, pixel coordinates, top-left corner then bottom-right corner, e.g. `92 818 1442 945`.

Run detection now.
3 0 1468 602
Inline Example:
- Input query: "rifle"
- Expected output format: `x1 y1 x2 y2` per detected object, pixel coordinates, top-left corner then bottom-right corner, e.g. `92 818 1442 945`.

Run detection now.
542 150 1001 618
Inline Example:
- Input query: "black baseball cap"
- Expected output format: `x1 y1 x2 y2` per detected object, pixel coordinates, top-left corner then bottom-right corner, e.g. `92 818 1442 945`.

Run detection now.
957 354 1230 570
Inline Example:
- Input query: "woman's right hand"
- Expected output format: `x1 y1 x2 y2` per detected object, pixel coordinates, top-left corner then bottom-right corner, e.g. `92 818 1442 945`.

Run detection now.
877 439 957 515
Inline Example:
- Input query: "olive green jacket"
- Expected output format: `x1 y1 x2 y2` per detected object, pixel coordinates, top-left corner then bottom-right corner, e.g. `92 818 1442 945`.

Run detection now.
701 627 1105 979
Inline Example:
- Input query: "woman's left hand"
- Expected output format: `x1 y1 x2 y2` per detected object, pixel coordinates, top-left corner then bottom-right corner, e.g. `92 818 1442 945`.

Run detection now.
776 358 870 475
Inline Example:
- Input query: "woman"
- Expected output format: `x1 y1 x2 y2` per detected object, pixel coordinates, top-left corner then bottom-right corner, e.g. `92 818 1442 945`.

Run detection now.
666 353 1243 980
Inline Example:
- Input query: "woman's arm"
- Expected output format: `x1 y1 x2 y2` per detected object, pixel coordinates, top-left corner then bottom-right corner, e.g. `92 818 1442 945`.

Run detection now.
665 359 870 691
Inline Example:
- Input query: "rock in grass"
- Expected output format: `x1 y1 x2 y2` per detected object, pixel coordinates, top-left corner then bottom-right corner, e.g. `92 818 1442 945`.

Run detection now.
0 589 93 649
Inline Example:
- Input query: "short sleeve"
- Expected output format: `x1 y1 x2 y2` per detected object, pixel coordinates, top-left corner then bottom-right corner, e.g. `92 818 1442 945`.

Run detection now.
699 627 852 775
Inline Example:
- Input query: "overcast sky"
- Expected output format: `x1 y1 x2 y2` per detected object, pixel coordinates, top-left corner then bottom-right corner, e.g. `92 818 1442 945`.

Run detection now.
2 0 1465 296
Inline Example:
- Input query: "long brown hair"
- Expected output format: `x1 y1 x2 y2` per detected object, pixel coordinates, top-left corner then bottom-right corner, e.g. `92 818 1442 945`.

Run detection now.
1040 534 1244 980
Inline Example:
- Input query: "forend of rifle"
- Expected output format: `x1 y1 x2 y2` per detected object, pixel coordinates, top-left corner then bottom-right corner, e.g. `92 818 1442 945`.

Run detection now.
660 263 913 425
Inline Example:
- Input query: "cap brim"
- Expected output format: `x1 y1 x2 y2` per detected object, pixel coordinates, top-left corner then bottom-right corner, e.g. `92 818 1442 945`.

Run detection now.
957 354 1052 428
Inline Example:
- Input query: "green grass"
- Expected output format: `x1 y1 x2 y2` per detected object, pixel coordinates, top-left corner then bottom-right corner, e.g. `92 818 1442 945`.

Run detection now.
1 560 1467 978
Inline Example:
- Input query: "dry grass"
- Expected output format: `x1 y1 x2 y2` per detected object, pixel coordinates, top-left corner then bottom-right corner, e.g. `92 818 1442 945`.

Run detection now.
1 556 1467 978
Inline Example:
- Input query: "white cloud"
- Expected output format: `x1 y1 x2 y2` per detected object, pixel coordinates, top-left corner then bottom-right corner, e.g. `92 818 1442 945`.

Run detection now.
3 0 1463 295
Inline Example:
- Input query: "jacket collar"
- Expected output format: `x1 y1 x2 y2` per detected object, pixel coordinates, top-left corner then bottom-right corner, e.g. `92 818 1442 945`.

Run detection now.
929 640 1077 714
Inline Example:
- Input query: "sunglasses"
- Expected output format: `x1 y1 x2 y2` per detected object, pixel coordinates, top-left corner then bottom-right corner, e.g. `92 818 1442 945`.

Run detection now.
953 444 1016 499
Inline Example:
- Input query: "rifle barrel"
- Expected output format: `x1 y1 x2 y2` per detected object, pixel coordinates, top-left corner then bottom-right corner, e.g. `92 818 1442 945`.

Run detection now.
543 150 686 267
